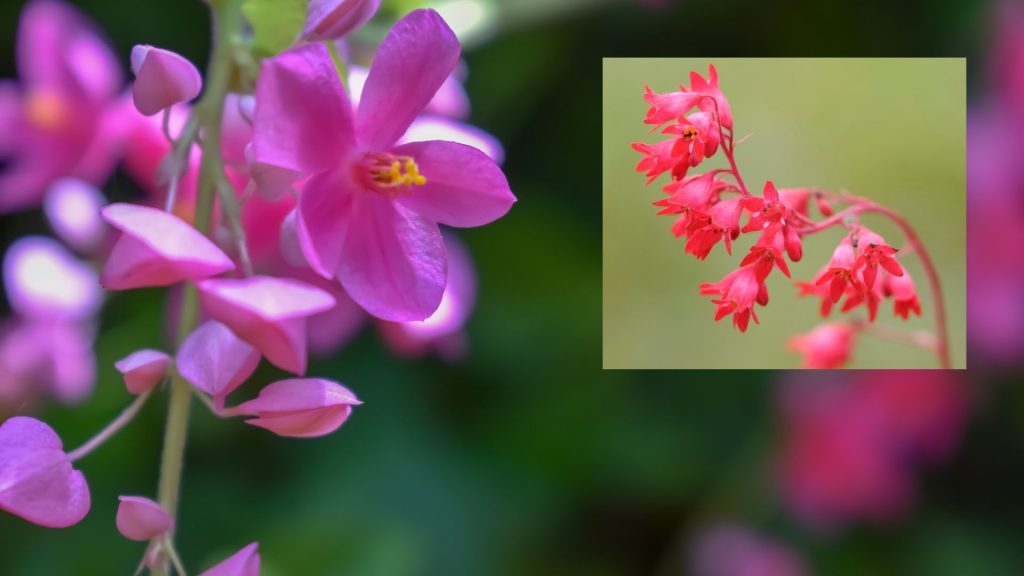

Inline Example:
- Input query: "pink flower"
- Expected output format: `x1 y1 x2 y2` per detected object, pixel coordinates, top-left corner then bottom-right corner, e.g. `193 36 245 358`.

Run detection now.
642 66 732 131
700 265 765 332
632 138 682 184
302 0 380 41
379 234 476 360
42 178 108 254
0 416 90 528
740 224 792 280
236 378 361 438
177 321 260 409
685 197 743 259
787 322 856 368
0 0 125 213
199 542 260 576
883 268 921 320
3 236 101 322
252 10 515 321
689 524 807 576
116 495 173 541
100 203 235 290
742 181 803 262
114 349 171 395
664 110 721 168
852 227 902 290
197 276 336 374
130 45 202 116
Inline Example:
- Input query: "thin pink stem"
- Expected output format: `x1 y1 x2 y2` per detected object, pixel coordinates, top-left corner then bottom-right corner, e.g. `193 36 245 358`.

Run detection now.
68 389 153 462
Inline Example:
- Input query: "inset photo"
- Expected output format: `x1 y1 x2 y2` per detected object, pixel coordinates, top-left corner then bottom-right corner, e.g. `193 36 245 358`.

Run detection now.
603 59 966 369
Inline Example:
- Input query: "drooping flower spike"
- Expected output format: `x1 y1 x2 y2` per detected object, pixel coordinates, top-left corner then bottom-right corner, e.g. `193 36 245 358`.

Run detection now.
252 9 515 322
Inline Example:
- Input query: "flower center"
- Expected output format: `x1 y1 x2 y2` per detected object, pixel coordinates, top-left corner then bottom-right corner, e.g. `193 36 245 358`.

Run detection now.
681 126 698 140
361 152 427 195
24 90 68 132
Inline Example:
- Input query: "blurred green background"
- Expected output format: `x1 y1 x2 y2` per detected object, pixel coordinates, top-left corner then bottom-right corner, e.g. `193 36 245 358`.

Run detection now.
0 0 1018 575
603 58 966 369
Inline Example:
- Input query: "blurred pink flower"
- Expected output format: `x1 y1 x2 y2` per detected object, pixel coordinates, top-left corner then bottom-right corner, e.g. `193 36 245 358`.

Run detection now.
776 372 969 531
689 523 807 576
787 322 856 369
0 0 125 213
42 178 108 254
0 416 90 528
116 495 173 541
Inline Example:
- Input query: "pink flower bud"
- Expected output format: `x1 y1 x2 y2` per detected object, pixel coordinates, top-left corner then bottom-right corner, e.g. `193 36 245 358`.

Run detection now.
0 417 90 528
130 45 202 116
236 378 361 438
115 495 173 541
197 276 336 375
100 203 235 290
177 321 260 409
199 542 260 576
302 0 380 41
114 349 171 395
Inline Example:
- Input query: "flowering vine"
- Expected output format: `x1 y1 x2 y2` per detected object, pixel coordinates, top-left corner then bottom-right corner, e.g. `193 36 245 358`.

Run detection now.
1 0 514 573
633 65 950 369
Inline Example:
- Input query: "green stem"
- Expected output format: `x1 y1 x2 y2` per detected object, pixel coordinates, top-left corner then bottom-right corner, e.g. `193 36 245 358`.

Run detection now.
152 0 244 573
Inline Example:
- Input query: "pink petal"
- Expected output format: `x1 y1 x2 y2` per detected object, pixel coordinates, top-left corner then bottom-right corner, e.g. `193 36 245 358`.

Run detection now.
100 203 235 290
2 236 102 322
116 495 172 541
199 542 261 576
177 321 260 406
43 178 108 254
393 233 476 343
0 416 90 528
338 194 446 321
245 144 301 202
130 45 202 116
302 0 381 41
114 349 171 395
295 169 356 278
356 9 461 150
197 277 336 374
392 140 515 227
398 116 504 164
236 378 361 438
252 43 354 174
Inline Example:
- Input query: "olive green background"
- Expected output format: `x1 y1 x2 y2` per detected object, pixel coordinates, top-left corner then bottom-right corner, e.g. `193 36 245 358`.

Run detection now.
603 58 967 369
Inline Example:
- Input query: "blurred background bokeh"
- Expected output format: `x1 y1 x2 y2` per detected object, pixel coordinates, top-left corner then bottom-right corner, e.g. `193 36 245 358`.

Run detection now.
0 0 1020 575
604 58 966 369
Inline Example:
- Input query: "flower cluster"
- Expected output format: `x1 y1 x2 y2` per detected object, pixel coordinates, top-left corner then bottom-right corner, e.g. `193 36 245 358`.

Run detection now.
633 65 945 368
776 372 969 531
1 0 514 573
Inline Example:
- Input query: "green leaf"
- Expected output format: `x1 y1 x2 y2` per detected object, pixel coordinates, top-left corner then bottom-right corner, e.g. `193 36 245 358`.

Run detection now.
242 0 308 57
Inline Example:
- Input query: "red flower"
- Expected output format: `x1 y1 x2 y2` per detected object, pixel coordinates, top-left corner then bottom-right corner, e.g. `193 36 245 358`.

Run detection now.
814 234 861 303
741 224 791 280
743 181 803 262
632 138 679 184
853 228 903 290
663 110 721 168
840 267 884 322
700 264 766 332
884 269 922 320
685 197 743 259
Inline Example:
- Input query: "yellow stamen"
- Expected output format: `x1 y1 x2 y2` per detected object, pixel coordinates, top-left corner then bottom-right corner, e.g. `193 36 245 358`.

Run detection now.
370 155 427 188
